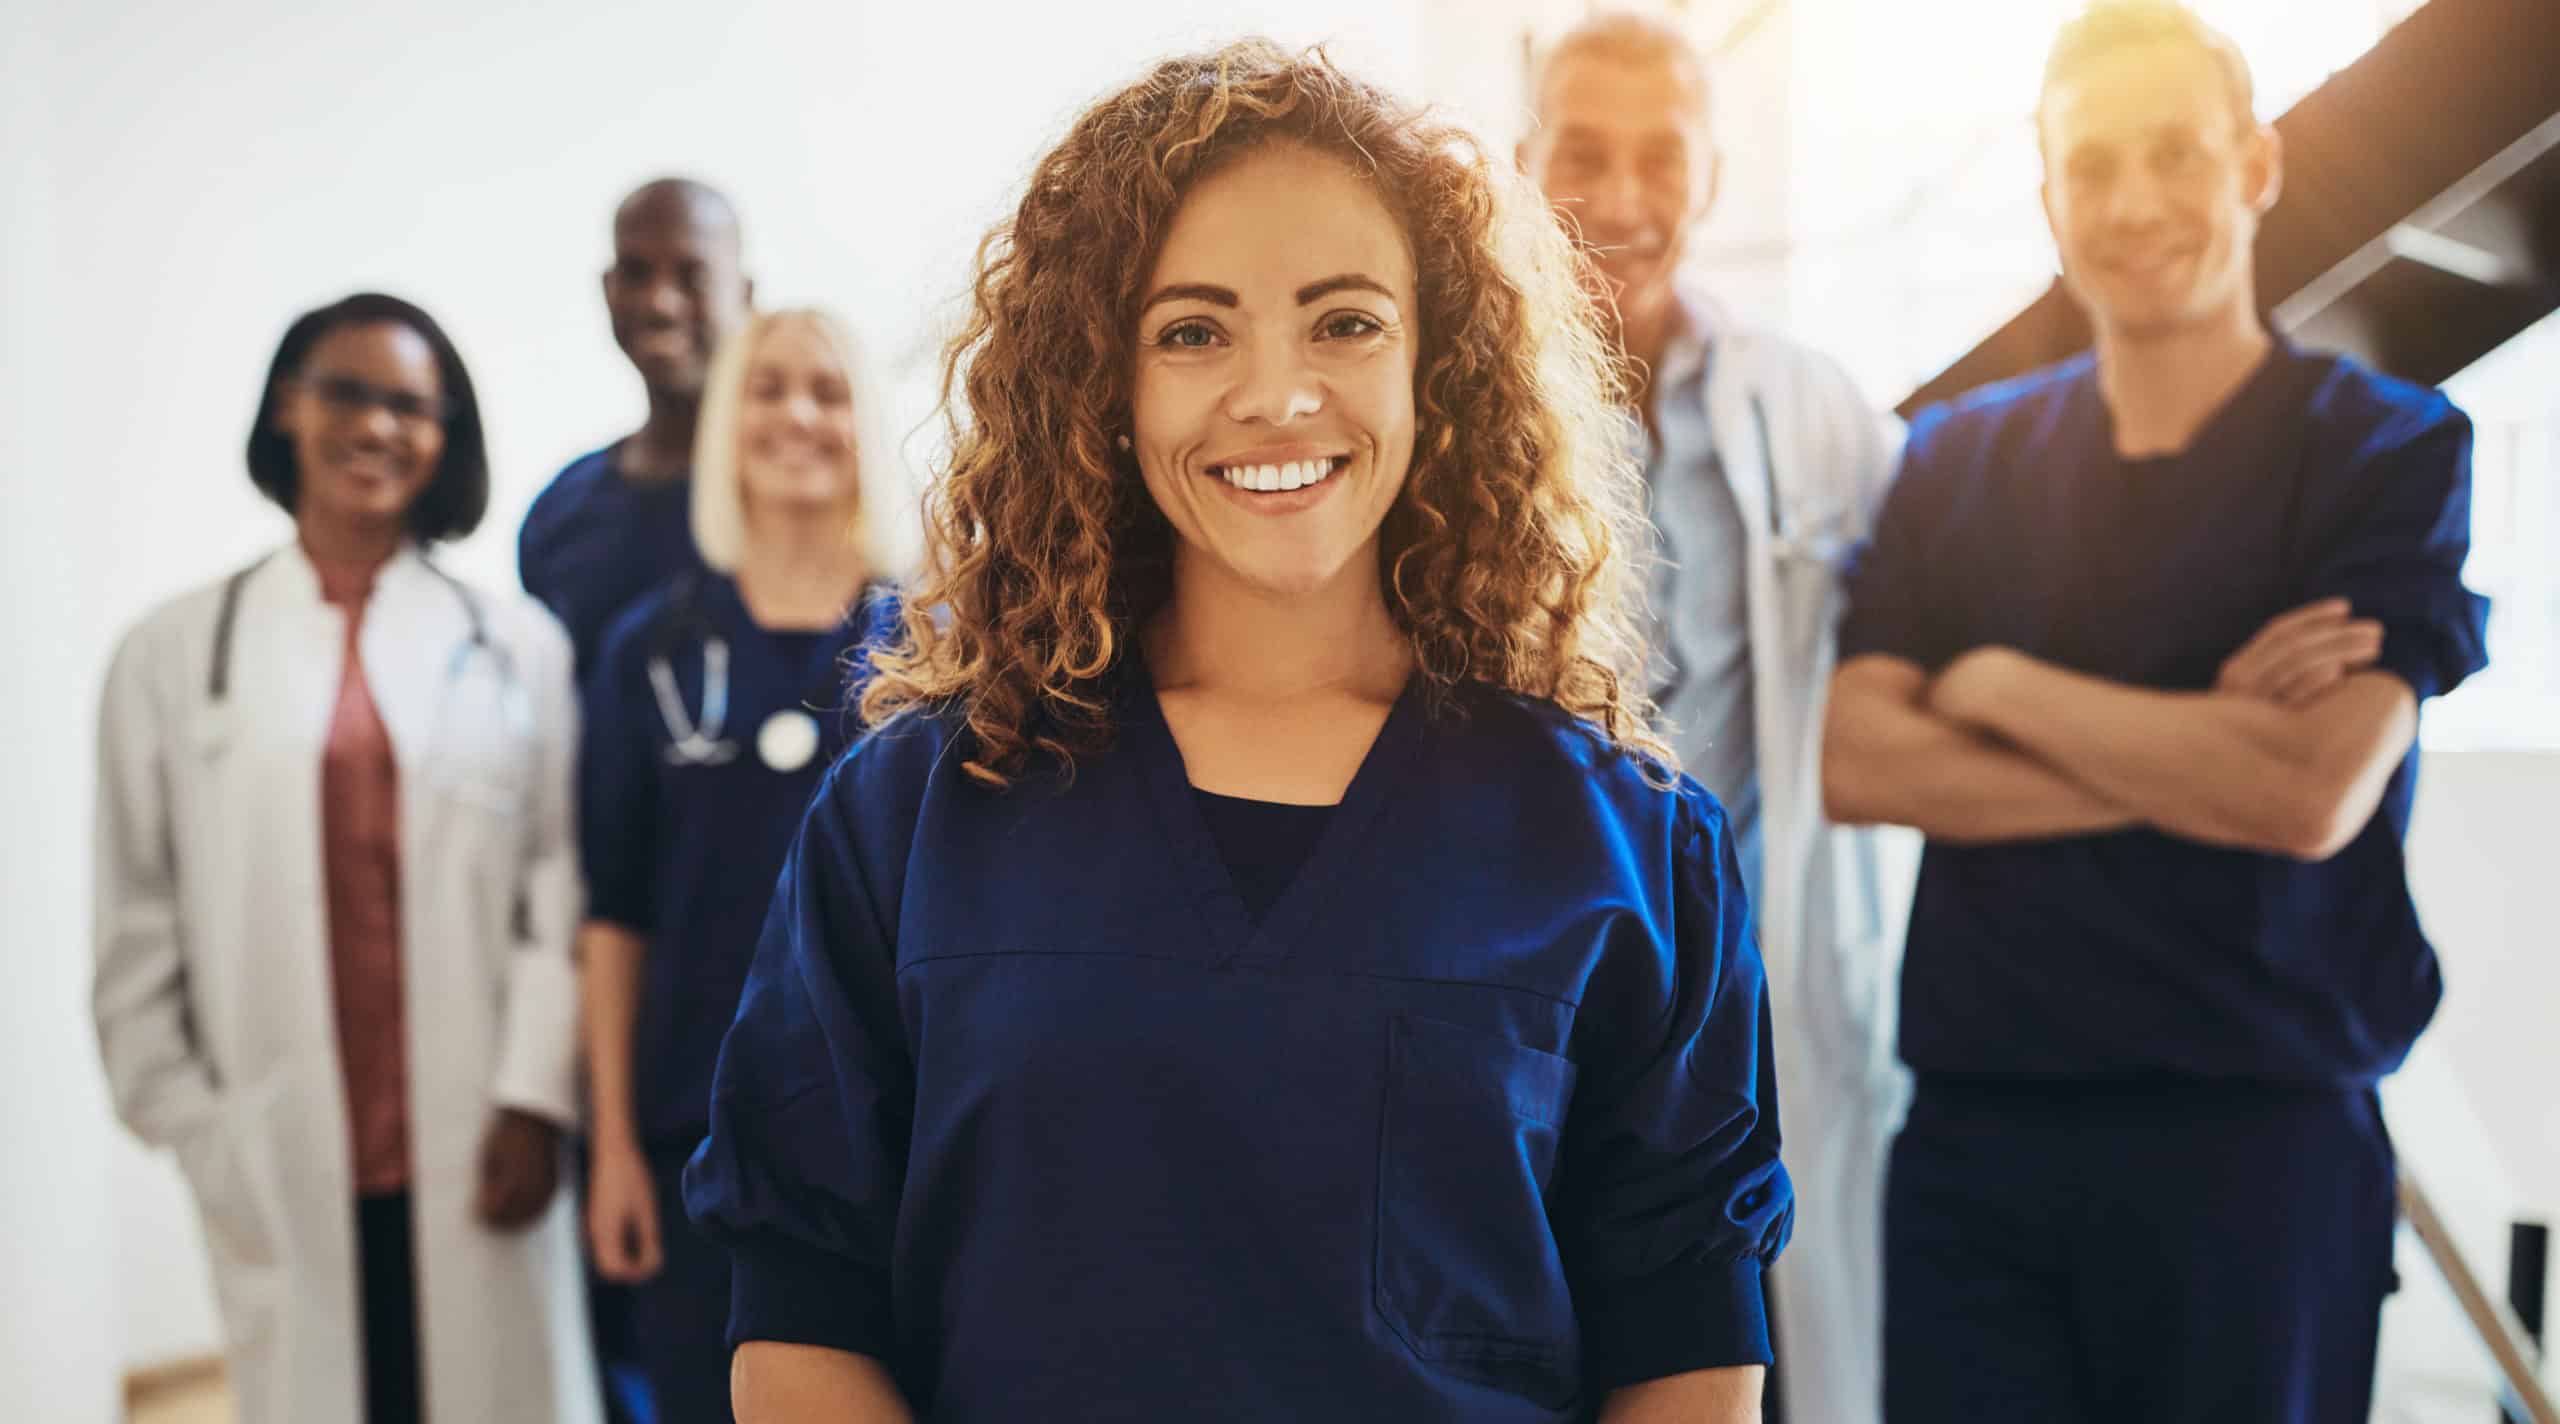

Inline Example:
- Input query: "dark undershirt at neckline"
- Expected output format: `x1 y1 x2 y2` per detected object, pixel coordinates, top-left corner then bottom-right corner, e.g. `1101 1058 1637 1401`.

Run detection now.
1189 788 1337 926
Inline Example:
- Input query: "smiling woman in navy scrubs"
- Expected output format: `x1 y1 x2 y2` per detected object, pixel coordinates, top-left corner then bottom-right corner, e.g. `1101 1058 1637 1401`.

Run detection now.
682 44 1790 1424
576 307 902 1423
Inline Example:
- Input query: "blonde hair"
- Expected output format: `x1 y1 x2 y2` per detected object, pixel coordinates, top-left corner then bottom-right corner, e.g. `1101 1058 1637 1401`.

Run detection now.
2040 0 2256 137
690 307 903 575
860 40 1668 788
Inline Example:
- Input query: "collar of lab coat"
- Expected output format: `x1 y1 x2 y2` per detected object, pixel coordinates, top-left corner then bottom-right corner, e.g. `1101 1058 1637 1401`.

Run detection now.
267 536 433 609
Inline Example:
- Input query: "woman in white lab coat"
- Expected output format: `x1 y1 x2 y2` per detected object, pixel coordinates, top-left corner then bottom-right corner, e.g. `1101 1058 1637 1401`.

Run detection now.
93 293 599 1424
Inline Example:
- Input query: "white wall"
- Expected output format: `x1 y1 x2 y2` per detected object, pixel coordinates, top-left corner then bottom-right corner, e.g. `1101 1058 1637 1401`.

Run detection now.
2 14 121 1424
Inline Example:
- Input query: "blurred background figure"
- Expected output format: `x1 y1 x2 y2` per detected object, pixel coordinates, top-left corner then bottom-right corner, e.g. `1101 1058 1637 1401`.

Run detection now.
519 175 755 1424
577 308 901 1424
91 294 594 1424
522 178 756 679
1516 15 1906 1424
1824 4 2490 1419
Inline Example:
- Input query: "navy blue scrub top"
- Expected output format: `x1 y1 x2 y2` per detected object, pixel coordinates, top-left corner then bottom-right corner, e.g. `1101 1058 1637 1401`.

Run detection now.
520 444 704 680
684 666 1793 1421
1841 341 2490 1084
581 572 897 1152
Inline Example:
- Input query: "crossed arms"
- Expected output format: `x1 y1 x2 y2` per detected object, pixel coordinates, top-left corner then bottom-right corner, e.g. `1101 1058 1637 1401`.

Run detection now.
1823 599 2419 861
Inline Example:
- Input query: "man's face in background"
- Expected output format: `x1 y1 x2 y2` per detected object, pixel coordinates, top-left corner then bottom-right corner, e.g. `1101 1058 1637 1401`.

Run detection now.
1520 51 1720 326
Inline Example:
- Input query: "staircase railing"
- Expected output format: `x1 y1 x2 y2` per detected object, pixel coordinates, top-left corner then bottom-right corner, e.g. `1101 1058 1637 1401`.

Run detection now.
2397 1166 2557 1424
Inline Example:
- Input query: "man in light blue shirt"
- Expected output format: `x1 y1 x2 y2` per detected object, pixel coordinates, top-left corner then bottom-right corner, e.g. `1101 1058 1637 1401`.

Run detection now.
1521 15 1907 1423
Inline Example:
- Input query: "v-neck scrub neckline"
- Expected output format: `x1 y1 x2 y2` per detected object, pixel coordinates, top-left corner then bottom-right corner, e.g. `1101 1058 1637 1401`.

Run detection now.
1188 790 1337 926
1121 663 1423 968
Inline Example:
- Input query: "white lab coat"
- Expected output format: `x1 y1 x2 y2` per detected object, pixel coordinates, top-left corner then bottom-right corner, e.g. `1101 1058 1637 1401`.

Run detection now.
1689 297 1918 1424
92 542 600 1424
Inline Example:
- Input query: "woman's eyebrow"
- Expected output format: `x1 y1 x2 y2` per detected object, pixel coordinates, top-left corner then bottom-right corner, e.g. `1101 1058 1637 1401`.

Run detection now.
1139 282 1238 314
1295 273 1394 305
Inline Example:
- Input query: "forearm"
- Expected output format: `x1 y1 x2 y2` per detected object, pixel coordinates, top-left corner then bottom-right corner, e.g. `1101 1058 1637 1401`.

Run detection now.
1946 654 2399 858
578 921 648 1150
1598 1365 1761 1423
1823 661 2135 843
733 1342 912 1424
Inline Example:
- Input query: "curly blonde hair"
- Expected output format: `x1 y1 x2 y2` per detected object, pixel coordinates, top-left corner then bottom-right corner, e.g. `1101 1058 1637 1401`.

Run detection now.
862 39 1667 786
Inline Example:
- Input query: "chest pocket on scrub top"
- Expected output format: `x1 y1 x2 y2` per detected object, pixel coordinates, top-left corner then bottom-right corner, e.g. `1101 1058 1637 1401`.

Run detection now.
1375 1014 1581 1406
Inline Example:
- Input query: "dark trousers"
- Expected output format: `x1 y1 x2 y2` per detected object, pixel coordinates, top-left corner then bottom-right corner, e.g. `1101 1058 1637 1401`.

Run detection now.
576 1143 653 1424
356 1192 423 1424
1884 1076 2397 1424
628 1147 738 1423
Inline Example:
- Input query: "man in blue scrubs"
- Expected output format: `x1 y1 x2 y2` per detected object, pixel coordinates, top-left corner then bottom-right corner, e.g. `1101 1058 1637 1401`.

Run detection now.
521 178 754 676
1822 4 2490 1419
522 176 751 1424
1519 18 1905 1424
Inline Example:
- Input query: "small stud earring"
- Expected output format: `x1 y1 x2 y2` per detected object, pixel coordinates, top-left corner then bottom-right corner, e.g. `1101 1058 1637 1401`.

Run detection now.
1115 433 1132 451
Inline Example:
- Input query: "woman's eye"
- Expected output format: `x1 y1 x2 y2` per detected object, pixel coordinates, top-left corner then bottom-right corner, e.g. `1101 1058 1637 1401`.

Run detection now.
1156 321 1221 350
1319 312 1384 341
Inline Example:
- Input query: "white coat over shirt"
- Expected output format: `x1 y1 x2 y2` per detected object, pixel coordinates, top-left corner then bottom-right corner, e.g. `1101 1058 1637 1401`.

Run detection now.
93 542 600 1424
1655 289 1920 1424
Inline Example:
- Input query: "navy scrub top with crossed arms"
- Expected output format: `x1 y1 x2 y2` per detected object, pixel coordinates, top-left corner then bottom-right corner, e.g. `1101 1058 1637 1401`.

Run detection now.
1839 341 2490 1084
682 666 1793 1422
580 573 898 1153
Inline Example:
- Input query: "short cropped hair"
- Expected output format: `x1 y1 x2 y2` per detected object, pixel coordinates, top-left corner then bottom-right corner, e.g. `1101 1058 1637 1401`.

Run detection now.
2040 0 2256 134
1529 10 1711 123
690 308 902 576
245 292 490 542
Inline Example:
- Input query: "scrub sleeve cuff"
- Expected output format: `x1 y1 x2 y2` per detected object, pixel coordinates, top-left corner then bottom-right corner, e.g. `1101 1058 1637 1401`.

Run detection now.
726 1235 898 1361
1582 1254 1772 1391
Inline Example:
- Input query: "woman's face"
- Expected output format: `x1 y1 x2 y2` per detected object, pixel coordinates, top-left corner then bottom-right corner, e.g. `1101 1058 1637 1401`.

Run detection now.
736 317 862 519
1129 141 1419 601
274 321 446 533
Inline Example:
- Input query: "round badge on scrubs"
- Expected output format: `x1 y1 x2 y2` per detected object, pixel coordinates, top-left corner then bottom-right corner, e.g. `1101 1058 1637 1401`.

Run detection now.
757 709 821 772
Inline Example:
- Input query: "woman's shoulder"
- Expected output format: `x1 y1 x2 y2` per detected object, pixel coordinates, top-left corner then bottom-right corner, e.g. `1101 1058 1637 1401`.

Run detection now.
112 550 285 659
810 696 973 817
105 578 223 696
100 551 293 711
122 568 238 639
1434 685 1725 847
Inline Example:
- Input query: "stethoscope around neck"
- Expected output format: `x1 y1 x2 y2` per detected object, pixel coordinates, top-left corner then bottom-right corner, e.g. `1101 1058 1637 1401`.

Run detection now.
206 551 527 732
647 573 877 773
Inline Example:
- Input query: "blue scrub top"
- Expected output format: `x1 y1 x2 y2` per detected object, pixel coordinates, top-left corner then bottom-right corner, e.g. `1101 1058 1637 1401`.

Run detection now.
520 444 704 680
684 665 1793 1421
581 572 898 1152
1841 342 2490 1084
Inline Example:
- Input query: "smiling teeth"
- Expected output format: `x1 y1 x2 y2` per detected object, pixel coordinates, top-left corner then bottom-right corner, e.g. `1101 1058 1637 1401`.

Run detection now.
1221 459 1337 492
